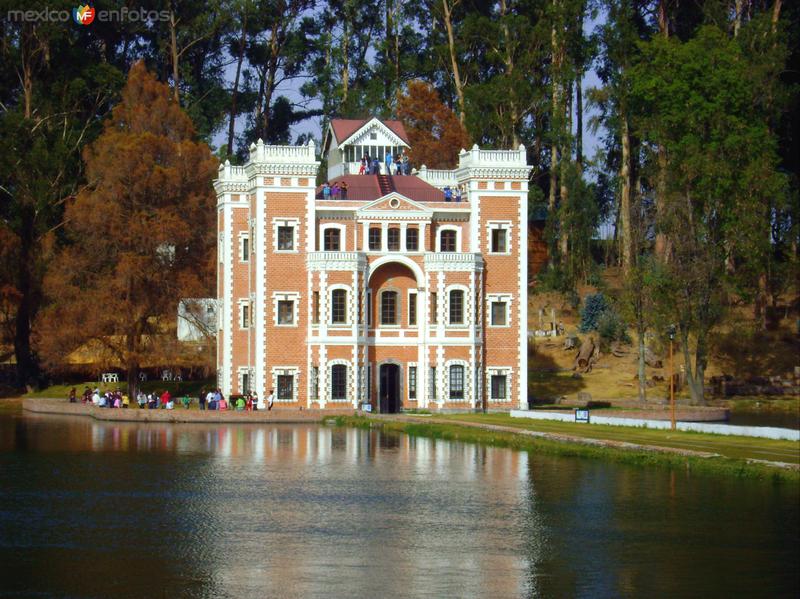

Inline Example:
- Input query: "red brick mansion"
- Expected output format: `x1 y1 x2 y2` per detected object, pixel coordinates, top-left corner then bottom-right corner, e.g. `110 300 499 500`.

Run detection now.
214 117 531 411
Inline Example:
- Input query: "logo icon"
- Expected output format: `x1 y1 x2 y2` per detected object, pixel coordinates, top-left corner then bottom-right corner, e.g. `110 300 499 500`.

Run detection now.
73 5 95 25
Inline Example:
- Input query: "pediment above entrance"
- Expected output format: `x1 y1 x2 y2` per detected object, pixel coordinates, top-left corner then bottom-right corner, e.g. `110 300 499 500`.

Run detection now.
356 193 432 219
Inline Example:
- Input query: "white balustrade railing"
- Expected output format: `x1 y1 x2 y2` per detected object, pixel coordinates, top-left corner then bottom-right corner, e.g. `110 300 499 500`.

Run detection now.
458 144 527 168
416 167 458 188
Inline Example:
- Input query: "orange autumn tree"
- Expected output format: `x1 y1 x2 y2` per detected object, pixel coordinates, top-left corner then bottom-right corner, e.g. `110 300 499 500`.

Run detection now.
40 62 218 394
397 80 470 169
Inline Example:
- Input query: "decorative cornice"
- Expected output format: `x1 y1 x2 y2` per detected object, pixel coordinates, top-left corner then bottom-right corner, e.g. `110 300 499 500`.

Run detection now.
455 166 532 181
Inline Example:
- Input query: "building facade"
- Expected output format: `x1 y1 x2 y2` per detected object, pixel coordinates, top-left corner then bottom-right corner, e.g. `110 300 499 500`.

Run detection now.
215 118 531 411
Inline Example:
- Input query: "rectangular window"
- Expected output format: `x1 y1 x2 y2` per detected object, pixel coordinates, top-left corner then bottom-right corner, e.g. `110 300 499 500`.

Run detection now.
409 366 417 399
323 228 340 251
241 372 250 394
311 366 319 400
277 300 294 325
408 292 417 326
491 375 507 400
440 230 456 252
331 289 347 324
449 365 465 400
367 291 372 326
277 375 293 401
449 290 464 324
369 227 381 251
491 301 508 326
429 366 436 399
312 291 320 324
491 228 507 253
241 237 249 262
430 292 438 324
387 228 400 251
278 226 294 250
367 365 372 400
331 365 347 400
241 304 250 329
406 227 419 251
381 291 397 325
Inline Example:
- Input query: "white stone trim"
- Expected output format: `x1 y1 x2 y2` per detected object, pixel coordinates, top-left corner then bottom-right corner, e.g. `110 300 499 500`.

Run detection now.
320 223 347 251
486 220 513 255
327 359 352 403
435 224 462 253
407 289 418 328
272 291 300 327
486 367 514 403
487 293 513 328
237 298 251 330
272 217 300 253
238 231 250 263
444 284 470 327
407 362 418 400
444 359 470 403
237 366 254 395
271 366 300 402
327 283 352 326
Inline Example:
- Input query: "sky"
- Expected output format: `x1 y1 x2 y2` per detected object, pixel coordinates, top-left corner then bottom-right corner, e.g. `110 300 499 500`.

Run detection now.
211 7 608 168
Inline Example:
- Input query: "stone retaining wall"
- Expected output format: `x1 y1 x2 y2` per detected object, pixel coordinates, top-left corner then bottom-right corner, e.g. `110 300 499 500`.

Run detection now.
511 409 800 441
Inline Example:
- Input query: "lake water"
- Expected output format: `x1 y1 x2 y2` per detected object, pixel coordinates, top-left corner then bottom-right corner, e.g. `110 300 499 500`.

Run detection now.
0 412 797 598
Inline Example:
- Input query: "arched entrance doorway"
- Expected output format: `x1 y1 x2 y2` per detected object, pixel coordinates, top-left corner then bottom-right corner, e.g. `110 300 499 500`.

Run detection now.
379 363 401 413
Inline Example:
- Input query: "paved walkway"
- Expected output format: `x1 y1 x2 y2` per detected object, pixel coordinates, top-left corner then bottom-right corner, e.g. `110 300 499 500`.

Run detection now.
22 398 354 423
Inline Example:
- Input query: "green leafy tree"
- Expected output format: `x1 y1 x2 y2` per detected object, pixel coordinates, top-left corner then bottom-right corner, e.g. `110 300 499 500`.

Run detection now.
630 25 786 404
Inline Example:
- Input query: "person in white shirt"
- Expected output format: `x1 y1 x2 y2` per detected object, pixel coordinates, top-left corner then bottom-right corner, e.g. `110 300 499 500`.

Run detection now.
266 389 274 411
206 390 216 410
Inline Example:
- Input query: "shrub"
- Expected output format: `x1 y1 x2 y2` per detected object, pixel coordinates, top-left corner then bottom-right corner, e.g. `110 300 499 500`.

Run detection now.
579 293 609 332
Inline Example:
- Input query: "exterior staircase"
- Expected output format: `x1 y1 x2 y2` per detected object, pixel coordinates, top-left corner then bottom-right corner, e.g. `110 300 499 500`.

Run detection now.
377 174 394 196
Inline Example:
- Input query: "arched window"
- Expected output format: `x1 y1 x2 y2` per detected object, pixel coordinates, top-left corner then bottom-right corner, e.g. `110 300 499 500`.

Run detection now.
324 228 341 251
449 365 465 400
331 289 347 324
381 290 398 325
440 229 457 252
331 364 347 400
449 289 464 324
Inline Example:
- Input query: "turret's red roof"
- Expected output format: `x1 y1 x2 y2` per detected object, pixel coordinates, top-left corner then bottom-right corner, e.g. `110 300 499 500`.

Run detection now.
329 118 409 145
315 175 445 202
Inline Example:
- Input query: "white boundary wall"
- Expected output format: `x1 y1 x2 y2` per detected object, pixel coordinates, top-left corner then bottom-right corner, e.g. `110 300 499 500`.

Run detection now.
510 410 800 441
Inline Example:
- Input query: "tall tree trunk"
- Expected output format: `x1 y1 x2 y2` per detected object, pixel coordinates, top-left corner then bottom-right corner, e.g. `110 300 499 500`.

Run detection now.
227 14 247 156
342 21 350 105
442 0 466 124
733 0 744 37
500 0 520 147
620 114 633 275
637 327 646 402
558 80 572 265
169 9 180 103
575 74 583 169
384 0 394 107
681 328 706 406
14 207 37 388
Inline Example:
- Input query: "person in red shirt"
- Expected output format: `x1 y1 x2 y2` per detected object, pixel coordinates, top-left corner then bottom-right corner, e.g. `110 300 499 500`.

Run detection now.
160 390 170 409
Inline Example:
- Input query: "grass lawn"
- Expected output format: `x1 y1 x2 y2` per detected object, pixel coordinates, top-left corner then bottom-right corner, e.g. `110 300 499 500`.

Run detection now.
436 413 800 465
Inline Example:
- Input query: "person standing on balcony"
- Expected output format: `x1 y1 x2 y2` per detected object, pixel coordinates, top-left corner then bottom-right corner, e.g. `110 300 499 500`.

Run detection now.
401 151 410 175
384 150 393 175
371 157 380 174
322 182 330 199
340 181 349 200
394 155 403 175
359 155 368 175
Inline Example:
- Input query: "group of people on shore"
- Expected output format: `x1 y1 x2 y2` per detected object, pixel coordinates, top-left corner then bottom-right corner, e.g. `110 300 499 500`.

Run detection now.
198 388 274 412
70 386 275 413
358 150 410 176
